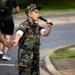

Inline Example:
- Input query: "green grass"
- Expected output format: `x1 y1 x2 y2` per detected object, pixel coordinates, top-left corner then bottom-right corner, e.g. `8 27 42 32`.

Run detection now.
15 8 75 17
15 1 75 16
49 45 75 59
16 0 75 16
50 51 75 59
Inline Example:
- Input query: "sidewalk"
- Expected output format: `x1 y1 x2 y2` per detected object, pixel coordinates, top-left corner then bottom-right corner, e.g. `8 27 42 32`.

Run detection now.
13 13 75 27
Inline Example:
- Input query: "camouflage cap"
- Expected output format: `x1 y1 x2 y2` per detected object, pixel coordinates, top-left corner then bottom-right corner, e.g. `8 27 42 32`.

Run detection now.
25 4 42 15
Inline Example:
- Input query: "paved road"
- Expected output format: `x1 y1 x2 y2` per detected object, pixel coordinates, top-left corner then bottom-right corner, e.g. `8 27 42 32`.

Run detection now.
40 23 75 75
0 15 75 75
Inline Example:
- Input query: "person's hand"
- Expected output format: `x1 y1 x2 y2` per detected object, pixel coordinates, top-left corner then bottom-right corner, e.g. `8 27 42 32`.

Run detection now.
12 40 18 47
2 39 13 49
46 20 52 27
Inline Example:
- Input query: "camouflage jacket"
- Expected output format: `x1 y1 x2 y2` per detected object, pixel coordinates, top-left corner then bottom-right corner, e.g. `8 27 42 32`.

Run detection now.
17 19 43 51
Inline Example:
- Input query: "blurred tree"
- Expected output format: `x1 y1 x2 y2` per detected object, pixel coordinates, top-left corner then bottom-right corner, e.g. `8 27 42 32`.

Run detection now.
18 0 75 9
18 0 32 8
32 0 37 3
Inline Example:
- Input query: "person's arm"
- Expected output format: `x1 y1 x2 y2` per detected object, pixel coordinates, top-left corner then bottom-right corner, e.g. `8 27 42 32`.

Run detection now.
0 37 13 49
13 34 21 46
0 37 4 44
12 6 20 14
13 30 24 46
43 20 52 36
12 0 20 14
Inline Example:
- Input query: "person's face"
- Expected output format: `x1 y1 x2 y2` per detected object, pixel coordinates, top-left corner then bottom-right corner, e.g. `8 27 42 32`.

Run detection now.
28 9 40 21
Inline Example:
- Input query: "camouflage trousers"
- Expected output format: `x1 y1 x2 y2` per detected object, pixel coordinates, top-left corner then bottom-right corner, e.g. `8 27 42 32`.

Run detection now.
18 48 40 75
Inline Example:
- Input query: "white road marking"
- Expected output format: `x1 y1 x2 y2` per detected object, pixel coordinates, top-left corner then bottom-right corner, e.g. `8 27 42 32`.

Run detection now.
0 63 15 66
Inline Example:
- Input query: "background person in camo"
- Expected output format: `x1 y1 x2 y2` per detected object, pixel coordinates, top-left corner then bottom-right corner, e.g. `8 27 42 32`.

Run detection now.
13 4 52 75
0 0 20 60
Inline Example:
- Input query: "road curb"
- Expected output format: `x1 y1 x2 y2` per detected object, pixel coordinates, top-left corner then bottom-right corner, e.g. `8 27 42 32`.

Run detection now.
44 55 63 75
44 44 75 75
44 47 63 75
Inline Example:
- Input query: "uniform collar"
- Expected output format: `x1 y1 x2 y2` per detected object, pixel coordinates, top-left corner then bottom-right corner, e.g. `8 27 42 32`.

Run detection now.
27 19 37 28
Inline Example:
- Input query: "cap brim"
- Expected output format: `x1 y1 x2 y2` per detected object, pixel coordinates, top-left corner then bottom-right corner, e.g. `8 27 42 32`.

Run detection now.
32 6 42 11
36 6 42 10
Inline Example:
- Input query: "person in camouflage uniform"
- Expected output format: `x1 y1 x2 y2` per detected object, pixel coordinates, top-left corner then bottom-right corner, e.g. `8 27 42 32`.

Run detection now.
13 4 52 75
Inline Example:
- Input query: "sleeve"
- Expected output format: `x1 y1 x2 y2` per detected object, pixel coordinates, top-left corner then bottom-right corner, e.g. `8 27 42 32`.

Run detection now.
40 29 46 35
16 24 25 34
16 30 24 37
13 0 19 7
